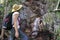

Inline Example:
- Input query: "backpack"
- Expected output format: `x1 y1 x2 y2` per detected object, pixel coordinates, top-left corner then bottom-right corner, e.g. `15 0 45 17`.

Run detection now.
2 12 14 30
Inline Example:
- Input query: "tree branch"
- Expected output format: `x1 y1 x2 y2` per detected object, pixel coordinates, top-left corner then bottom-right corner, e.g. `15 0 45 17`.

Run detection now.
53 0 60 11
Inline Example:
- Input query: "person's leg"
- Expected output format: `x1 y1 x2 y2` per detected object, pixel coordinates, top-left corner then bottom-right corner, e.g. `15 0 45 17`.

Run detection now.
9 28 15 40
18 28 29 40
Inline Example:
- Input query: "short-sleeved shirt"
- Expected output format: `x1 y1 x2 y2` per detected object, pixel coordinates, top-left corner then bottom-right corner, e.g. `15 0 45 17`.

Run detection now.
12 12 20 29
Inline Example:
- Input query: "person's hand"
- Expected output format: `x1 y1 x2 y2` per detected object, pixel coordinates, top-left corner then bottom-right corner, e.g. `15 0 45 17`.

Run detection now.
15 31 19 38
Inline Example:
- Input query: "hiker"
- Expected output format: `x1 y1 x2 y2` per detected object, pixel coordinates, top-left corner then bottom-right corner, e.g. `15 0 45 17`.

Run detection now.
9 4 29 40
31 14 43 38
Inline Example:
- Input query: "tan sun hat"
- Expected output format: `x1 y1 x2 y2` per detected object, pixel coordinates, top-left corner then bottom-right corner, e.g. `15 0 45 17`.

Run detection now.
12 4 23 12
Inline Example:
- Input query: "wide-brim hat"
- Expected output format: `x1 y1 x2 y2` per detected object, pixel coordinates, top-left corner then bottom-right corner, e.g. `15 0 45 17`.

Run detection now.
12 4 23 12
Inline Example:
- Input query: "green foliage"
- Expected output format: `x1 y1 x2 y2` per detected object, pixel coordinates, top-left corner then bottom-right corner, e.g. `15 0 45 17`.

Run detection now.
47 0 58 12
0 6 4 17
56 12 60 19
55 25 60 40
43 13 54 24
0 6 4 12
54 12 60 40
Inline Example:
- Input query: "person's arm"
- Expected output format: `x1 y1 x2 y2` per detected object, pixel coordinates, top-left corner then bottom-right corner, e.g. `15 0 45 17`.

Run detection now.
13 14 19 31
0 28 5 40
13 12 19 38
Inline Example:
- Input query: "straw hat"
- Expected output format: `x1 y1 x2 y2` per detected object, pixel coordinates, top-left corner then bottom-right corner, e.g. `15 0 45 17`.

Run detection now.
12 4 23 12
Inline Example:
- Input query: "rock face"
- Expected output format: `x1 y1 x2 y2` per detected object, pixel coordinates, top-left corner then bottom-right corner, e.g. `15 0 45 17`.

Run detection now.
19 0 60 35
18 0 60 40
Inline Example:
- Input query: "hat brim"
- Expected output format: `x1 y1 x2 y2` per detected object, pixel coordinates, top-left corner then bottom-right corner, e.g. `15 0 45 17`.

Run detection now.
12 5 23 12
